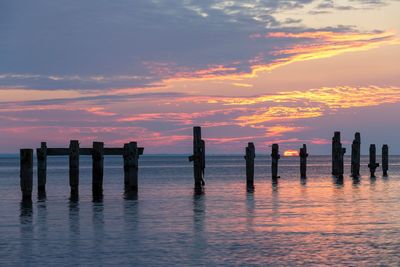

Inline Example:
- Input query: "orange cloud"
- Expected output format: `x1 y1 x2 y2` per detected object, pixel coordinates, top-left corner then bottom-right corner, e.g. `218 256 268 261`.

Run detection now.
235 106 323 126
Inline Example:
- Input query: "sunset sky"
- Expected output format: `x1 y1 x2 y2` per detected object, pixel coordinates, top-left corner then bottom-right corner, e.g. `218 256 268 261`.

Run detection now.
1 0 400 154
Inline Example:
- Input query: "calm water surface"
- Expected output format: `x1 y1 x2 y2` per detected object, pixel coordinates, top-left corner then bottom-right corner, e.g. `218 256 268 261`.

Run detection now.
1 155 400 266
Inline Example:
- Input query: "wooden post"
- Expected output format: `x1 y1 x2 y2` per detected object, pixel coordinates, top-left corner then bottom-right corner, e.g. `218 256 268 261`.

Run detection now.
123 143 129 189
189 126 205 193
382 144 389 176
368 144 379 177
244 142 255 189
299 144 308 179
271 144 280 179
126 142 139 192
332 132 345 177
69 140 79 197
37 142 47 194
20 149 33 201
92 142 104 198
351 132 361 178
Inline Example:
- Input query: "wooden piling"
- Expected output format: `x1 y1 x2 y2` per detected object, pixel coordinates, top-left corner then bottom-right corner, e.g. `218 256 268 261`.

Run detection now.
332 132 346 177
368 144 379 177
20 149 33 201
189 126 205 193
299 144 308 179
351 132 361 178
244 142 255 189
271 144 280 179
92 142 104 198
69 140 79 197
382 144 389 176
37 142 47 194
126 142 141 192
123 143 129 189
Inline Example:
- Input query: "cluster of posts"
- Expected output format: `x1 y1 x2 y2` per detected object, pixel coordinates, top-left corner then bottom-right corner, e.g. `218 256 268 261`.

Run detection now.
20 127 390 201
20 141 143 201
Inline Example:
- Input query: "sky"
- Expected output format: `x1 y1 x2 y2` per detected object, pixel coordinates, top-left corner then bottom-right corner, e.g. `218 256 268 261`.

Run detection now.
1 0 400 154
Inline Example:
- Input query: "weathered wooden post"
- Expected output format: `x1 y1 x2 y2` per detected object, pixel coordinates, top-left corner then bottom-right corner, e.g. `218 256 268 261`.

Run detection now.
299 144 308 179
123 143 129 189
351 132 361 177
382 144 389 176
125 142 143 192
368 144 379 177
271 144 280 179
189 126 205 193
92 142 104 198
332 132 346 177
69 140 79 197
244 142 255 189
20 149 33 201
37 142 47 194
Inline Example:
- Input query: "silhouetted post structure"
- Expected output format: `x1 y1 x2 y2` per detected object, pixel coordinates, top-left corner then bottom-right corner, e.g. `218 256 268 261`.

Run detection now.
37 142 47 194
271 144 280 179
189 126 205 193
123 143 129 188
351 132 361 178
332 132 346 177
92 142 104 198
368 144 379 177
299 144 308 179
382 144 389 176
69 140 80 197
125 142 143 192
244 142 255 189
20 149 33 201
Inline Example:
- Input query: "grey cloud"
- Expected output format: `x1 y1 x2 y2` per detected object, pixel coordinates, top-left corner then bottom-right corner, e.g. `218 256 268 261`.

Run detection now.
1 0 381 90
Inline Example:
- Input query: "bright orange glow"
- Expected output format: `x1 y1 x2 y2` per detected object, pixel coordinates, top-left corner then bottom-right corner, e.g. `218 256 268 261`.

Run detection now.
284 150 300 157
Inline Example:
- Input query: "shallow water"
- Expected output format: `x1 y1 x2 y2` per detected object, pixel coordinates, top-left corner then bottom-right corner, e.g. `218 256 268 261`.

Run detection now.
1 155 400 266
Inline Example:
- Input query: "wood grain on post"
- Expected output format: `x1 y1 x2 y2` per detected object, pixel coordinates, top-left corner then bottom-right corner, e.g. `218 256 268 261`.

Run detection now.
382 144 389 176
69 140 80 197
271 144 280 179
37 142 47 194
244 142 255 189
351 133 361 178
189 126 205 193
20 149 33 201
300 144 308 179
368 144 379 177
92 142 104 198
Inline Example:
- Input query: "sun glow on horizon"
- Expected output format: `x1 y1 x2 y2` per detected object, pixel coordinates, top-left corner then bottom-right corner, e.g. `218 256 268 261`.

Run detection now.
284 150 300 157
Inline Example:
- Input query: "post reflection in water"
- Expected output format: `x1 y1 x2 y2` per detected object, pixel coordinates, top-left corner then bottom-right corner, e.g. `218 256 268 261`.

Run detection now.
92 200 105 265
246 192 255 231
192 194 206 262
19 200 33 267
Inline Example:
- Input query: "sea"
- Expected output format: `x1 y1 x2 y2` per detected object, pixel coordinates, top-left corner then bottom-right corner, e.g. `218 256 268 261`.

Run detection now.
1 154 400 266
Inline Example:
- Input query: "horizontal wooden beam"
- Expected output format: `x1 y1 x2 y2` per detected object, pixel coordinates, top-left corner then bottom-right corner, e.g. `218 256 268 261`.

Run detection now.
43 147 144 156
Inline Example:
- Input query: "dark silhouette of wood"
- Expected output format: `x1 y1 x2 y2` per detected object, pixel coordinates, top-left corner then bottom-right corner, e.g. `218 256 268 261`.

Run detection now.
34 141 144 197
20 149 33 201
351 132 361 178
37 142 47 194
69 140 80 197
300 144 308 179
368 144 379 177
92 142 104 198
271 144 280 179
125 142 143 193
189 126 205 193
382 144 389 176
244 142 255 189
332 132 346 177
